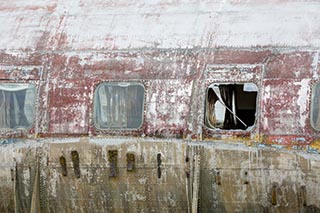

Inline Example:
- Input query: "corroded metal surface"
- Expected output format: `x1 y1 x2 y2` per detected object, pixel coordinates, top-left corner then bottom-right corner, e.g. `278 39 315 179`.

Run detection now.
0 50 319 142
1 0 320 212
0 48 320 212
1 139 320 212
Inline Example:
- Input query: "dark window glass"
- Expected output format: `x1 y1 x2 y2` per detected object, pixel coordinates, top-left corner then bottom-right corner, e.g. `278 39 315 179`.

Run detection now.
0 83 35 129
94 82 145 129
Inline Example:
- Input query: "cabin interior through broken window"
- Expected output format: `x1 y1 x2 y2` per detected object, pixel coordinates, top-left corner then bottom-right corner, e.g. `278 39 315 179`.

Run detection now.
94 82 145 129
0 83 35 129
205 83 258 130
311 82 320 130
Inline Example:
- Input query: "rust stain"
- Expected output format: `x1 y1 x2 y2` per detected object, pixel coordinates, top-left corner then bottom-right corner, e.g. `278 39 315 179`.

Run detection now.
310 139 320 152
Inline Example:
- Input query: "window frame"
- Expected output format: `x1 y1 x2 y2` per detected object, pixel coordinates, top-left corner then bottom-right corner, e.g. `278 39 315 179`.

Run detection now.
204 82 259 131
93 81 146 131
310 82 320 131
0 82 37 131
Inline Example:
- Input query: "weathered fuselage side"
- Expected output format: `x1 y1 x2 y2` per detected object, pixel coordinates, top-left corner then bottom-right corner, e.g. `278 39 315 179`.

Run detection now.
1 0 320 212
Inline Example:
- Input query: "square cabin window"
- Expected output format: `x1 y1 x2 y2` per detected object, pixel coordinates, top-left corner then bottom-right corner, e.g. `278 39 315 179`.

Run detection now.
311 82 320 130
0 83 36 129
94 82 145 129
205 83 258 130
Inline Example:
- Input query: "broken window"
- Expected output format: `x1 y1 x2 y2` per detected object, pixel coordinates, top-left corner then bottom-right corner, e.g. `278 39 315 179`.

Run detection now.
0 83 36 129
311 82 320 130
94 82 145 129
205 83 258 130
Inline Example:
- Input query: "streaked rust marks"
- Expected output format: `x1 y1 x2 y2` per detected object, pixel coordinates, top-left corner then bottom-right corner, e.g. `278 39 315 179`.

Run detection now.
71 151 80 178
299 185 307 207
59 156 67 176
271 184 278 206
157 153 162 179
215 170 221 186
108 150 118 177
185 156 190 178
126 153 135 171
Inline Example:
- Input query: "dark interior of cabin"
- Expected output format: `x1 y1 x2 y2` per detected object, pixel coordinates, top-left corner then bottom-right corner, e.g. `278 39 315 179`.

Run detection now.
206 84 257 130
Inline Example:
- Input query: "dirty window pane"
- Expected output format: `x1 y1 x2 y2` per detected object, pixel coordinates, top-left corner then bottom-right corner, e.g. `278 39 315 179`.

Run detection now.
94 82 145 129
0 83 36 129
311 83 320 130
205 83 257 130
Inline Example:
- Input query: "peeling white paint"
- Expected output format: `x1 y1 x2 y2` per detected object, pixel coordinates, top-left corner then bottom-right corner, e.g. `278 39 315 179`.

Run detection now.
1 1 320 50
312 51 319 79
294 79 310 128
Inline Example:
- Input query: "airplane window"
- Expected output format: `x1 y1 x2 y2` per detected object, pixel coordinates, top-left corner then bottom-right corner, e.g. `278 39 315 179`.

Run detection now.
311 82 320 130
205 83 258 130
0 83 36 129
94 82 145 129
